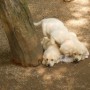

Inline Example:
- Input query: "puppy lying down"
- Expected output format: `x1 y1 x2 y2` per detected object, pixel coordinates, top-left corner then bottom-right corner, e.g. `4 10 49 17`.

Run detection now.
41 36 89 67
34 18 89 66
58 31 89 61
60 39 89 61
41 37 77 67
41 37 62 67
42 44 61 67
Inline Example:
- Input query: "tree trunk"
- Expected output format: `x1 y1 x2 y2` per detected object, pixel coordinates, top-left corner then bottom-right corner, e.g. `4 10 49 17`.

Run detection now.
0 0 43 66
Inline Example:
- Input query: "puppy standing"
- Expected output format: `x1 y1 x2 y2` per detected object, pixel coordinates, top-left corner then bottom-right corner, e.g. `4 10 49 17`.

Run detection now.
34 18 78 45
34 18 68 37
34 18 69 44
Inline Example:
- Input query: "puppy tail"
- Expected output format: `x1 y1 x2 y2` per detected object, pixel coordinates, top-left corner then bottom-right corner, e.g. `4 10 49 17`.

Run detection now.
33 20 42 26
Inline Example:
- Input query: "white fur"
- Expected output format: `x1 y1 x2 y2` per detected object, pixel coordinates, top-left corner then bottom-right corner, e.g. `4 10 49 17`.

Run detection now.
34 18 79 45
42 44 61 67
41 37 75 64
41 37 62 67
59 31 89 61
34 18 68 37
34 18 69 44
35 18 89 64
60 56 74 63
60 39 89 61
41 37 52 50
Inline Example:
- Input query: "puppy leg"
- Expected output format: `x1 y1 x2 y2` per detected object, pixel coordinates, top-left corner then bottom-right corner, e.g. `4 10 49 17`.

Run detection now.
50 36 56 44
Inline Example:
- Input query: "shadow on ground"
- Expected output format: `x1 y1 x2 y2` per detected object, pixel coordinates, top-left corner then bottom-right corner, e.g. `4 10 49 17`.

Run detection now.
0 0 90 90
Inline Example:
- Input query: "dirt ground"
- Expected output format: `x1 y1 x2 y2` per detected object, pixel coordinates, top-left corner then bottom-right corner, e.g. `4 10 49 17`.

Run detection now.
0 0 90 90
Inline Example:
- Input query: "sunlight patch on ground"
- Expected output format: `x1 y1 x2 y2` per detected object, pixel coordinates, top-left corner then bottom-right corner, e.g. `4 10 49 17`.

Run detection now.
52 67 67 80
37 67 46 75
72 7 90 18
78 7 90 13
42 67 67 85
65 0 90 45
43 74 52 80
72 12 82 18
74 0 90 5
66 18 88 27
67 0 90 28
66 77 75 90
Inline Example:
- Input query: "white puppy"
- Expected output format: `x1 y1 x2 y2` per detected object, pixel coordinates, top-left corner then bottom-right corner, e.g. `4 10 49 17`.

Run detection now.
34 18 78 45
42 44 61 67
60 39 89 61
50 30 78 45
34 18 89 62
34 18 68 36
60 32 89 62
41 37 76 64
41 37 62 67
34 18 69 44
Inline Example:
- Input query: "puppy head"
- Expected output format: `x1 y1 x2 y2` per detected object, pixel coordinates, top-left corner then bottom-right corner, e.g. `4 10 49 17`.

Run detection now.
42 53 60 67
42 45 61 67
73 44 89 61
60 40 89 62
72 53 82 61
42 58 55 67
42 55 61 67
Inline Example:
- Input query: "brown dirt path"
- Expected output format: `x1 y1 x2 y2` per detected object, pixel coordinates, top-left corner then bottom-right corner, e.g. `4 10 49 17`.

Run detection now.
0 0 90 90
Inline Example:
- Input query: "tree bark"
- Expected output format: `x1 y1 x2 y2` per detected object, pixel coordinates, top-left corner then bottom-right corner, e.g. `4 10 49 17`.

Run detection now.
0 0 43 66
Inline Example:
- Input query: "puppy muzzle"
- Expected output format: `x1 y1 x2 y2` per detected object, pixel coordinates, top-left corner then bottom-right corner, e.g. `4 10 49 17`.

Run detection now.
46 64 51 67
73 58 79 63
